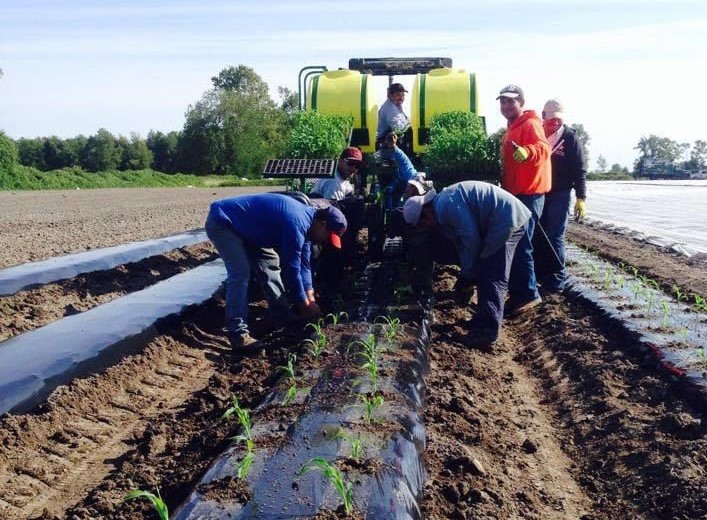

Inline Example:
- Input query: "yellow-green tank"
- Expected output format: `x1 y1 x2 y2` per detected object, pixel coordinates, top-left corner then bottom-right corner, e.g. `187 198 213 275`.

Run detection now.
410 68 479 154
306 69 378 153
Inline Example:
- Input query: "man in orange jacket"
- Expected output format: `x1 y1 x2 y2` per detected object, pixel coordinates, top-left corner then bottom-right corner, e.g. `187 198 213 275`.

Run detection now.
497 84 551 316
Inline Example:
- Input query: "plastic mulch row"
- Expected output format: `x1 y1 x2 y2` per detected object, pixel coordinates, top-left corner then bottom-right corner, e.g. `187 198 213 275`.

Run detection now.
0 260 225 415
0 229 207 296
566 244 707 412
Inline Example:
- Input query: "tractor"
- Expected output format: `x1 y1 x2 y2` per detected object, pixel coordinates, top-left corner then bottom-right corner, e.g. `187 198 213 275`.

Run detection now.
264 57 501 258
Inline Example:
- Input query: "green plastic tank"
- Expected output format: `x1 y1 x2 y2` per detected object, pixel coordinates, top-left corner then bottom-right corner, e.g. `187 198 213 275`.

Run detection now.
410 68 479 154
306 69 378 153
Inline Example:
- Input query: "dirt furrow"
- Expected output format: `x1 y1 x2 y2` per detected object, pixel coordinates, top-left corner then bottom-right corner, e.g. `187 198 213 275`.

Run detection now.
0 242 216 341
423 267 593 520
512 292 707 519
0 307 223 519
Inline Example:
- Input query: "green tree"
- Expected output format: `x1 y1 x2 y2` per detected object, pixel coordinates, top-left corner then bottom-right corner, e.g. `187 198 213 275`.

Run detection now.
80 128 121 172
211 65 270 102
120 133 153 170
570 123 590 165
15 137 46 169
0 131 19 186
178 66 287 176
147 130 179 173
687 139 707 170
596 154 608 173
278 86 300 118
43 136 77 169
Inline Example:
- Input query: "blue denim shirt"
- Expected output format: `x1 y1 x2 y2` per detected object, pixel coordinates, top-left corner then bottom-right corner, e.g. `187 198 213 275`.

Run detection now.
209 193 314 302
434 182 531 280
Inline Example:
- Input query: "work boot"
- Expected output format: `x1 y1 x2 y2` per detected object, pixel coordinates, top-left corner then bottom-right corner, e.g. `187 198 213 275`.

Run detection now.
505 296 542 318
229 333 262 357
466 328 498 351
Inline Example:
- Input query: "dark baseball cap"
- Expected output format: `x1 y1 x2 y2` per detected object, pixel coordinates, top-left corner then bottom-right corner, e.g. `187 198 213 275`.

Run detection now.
317 206 347 249
340 147 363 164
388 82 408 94
496 84 524 100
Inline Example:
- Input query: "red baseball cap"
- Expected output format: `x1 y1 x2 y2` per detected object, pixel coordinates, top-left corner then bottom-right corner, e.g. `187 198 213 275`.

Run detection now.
340 147 363 163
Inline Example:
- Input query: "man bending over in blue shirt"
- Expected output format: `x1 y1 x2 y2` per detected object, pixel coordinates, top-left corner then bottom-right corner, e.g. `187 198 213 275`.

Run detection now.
206 193 347 353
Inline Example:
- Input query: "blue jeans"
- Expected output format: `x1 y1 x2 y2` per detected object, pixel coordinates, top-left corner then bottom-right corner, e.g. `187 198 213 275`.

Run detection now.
205 214 289 337
473 224 526 336
508 194 544 302
539 189 571 291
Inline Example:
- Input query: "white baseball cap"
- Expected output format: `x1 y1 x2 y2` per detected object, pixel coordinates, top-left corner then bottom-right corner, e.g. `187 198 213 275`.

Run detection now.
402 189 437 226
543 99 565 120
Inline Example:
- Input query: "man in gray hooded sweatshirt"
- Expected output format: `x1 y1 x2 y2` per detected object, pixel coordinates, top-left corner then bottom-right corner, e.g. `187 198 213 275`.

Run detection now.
402 180 531 348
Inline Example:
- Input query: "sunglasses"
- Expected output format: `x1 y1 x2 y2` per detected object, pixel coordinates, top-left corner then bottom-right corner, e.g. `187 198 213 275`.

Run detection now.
344 159 362 168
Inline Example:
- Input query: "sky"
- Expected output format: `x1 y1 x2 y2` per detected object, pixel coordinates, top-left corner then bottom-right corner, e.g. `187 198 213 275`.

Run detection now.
1 0 707 170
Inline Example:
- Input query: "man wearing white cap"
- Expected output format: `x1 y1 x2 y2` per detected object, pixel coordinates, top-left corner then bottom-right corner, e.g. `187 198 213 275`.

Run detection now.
402 181 532 349
540 99 587 292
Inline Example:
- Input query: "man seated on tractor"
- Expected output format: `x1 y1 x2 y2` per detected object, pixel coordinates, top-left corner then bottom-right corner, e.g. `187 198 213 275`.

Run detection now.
376 83 411 146
401 181 532 350
205 193 347 355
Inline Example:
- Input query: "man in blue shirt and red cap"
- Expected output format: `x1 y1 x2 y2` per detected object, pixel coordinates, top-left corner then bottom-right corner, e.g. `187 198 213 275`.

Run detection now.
206 193 347 353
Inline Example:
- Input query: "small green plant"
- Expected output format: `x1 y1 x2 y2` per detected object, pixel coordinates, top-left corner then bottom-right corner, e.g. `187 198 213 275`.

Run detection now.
615 274 626 289
236 449 256 480
124 489 169 520
326 311 349 325
298 458 354 515
692 293 707 312
631 283 645 304
277 353 297 381
282 384 297 406
348 333 376 356
696 347 705 358
376 314 402 342
302 334 327 359
358 394 384 424
679 327 688 342
306 319 326 337
359 349 379 390
334 431 364 461
661 300 671 328
221 394 253 442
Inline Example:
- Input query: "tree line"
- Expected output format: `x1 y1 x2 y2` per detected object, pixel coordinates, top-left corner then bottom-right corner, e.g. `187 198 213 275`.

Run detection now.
9 65 298 178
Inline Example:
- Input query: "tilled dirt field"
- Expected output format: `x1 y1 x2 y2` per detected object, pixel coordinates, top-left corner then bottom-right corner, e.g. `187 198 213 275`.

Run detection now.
0 192 706 519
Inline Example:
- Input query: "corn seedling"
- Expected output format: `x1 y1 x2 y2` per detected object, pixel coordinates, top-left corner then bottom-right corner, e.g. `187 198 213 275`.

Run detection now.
612 273 625 290
236 450 256 480
631 283 645 304
376 314 402 342
647 290 658 312
282 384 297 406
306 319 325 337
358 394 384 424
348 334 377 357
221 394 253 442
602 270 612 290
696 347 705 358
673 285 687 303
334 431 364 461
124 489 169 520
298 458 354 515
661 300 671 328
302 334 327 359
326 311 349 325
277 353 297 382
692 294 707 312
359 350 379 390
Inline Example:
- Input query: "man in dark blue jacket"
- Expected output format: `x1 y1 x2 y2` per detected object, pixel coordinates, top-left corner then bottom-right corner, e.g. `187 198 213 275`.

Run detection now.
206 193 347 352
539 99 587 292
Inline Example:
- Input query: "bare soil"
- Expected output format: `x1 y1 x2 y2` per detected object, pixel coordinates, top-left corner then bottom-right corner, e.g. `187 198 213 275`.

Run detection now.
0 190 705 519
0 186 278 268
